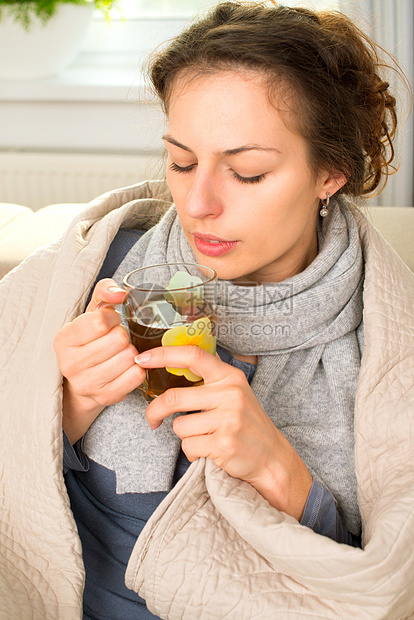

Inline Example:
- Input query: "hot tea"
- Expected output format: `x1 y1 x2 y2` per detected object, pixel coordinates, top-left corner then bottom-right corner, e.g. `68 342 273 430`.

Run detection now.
120 262 217 401
128 303 216 401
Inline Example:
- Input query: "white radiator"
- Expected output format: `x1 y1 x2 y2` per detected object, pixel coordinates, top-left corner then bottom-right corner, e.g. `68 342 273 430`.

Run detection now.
0 151 163 211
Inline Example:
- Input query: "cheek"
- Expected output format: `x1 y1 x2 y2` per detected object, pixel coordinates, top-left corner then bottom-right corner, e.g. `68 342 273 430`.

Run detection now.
166 172 183 211
166 168 176 194
166 171 191 213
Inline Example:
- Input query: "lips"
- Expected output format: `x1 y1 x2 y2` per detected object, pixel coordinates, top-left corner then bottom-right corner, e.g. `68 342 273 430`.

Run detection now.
193 232 238 257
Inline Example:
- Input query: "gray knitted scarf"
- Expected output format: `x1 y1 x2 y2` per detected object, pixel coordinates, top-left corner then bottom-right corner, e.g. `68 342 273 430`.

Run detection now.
84 198 364 534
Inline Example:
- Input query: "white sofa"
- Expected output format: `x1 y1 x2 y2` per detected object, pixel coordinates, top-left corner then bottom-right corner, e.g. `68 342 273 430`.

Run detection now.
0 201 413 280
0 202 87 280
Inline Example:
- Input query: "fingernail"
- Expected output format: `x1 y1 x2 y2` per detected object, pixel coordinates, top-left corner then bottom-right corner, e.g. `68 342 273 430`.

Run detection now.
135 352 151 364
108 286 125 293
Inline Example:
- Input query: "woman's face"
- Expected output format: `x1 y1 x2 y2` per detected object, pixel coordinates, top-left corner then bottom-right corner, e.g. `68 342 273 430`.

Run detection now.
164 71 340 283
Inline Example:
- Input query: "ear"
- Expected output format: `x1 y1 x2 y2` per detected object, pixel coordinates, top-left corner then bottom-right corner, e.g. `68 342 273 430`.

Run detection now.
317 170 347 200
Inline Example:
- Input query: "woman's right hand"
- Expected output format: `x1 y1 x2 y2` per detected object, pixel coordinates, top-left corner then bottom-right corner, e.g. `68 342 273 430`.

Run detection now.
53 278 146 445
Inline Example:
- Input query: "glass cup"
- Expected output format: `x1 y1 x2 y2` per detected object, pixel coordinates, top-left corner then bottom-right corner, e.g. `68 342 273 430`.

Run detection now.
120 262 217 402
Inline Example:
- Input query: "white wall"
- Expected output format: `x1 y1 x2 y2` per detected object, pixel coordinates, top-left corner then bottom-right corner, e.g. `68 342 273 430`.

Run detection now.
0 2 412 208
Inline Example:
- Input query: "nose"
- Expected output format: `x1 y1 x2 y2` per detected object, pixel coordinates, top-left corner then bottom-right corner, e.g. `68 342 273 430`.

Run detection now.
185 169 223 220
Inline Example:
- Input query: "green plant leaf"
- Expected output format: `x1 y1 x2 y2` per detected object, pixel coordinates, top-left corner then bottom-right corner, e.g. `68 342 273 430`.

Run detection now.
0 0 119 29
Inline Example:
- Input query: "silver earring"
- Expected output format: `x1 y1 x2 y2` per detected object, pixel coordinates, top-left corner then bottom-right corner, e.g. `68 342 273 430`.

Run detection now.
320 192 330 217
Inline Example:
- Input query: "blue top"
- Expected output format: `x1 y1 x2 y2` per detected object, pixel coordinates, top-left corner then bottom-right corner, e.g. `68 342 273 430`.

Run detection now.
63 345 361 620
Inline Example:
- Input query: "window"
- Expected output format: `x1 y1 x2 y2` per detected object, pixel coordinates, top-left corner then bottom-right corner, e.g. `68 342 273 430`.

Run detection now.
84 0 340 66
84 0 218 64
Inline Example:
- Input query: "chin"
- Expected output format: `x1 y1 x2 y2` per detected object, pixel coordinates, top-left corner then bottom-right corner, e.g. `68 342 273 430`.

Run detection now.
190 245 251 282
207 264 247 282
193 257 231 280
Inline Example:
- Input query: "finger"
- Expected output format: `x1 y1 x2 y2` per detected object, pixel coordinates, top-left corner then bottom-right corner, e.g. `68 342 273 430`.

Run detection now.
180 434 214 463
63 332 137 379
135 345 231 385
86 278 127 312
73 325 131 368
173 410 219 439
76 324 133 369
73 346 146 401
57 307 123 348
105 363 147 402
91 361 147 408
146 385 217 429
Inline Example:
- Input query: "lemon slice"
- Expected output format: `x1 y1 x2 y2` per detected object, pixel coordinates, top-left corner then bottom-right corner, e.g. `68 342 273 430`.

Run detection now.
161 316 215 381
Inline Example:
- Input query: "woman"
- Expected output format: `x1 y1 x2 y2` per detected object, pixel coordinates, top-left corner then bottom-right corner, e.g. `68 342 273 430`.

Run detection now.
1 2 413 619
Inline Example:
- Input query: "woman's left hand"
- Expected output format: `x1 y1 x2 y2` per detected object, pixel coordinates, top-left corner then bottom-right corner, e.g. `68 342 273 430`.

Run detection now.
135 346 313 521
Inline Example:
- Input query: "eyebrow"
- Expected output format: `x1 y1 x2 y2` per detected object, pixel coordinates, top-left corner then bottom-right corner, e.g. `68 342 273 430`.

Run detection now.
162 133 281 156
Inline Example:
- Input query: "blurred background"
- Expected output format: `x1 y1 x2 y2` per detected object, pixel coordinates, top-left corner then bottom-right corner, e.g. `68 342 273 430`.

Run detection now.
0 0 412 211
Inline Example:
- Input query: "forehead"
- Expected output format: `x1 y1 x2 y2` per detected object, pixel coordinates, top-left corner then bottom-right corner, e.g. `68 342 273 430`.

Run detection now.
168 68 289 112
166 70 303 147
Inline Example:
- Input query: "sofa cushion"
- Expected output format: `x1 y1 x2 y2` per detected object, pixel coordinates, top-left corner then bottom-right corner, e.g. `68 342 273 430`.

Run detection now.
0 203 33 239
0 203 86 279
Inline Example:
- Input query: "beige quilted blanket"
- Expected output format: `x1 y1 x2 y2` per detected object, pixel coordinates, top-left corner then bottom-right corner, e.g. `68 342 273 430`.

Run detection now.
0 182 413 619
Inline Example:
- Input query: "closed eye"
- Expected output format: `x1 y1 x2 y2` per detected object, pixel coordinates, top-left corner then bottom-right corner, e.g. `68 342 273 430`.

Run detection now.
169 162 196 174
169 161 266 184
233 172 266 184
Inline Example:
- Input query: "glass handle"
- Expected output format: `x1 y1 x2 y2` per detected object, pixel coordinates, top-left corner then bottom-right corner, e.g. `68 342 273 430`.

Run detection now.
95 299 128 318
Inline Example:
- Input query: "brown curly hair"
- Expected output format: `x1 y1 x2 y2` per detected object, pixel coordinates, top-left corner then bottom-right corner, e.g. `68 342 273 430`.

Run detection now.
148 1 401 197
